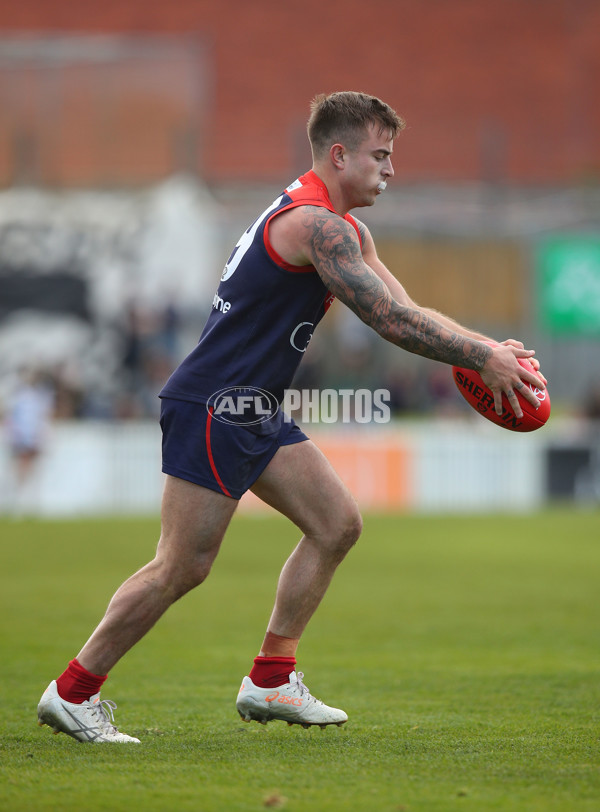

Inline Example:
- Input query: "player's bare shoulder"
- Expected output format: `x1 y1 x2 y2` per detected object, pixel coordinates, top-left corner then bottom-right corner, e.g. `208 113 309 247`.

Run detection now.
351 216 369 251
298 206 363 267
267 205 316 266
349 217 385 271
270 205 363 269
296 207 392 326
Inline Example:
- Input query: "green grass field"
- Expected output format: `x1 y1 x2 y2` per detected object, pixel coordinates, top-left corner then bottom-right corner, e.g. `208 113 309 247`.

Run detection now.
1 509 599 811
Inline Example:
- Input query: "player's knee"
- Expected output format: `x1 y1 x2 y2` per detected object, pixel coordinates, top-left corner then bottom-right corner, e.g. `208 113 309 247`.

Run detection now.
152 554 213 600
176 558 211 591
178 555 215 594
347 507 364 546
334 504 363 554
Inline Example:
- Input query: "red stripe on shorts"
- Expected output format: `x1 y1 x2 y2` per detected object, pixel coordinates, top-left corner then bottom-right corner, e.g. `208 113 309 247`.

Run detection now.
206 407 233 498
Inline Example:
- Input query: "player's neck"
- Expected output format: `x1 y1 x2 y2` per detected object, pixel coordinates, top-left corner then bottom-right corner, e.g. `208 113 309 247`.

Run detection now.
310 165 350 216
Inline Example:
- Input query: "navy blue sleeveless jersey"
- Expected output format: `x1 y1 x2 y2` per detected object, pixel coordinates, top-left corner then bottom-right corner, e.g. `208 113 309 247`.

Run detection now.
159 170 361 404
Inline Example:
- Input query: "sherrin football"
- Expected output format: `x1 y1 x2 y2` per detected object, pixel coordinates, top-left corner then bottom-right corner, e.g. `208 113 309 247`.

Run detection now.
452 357 551 432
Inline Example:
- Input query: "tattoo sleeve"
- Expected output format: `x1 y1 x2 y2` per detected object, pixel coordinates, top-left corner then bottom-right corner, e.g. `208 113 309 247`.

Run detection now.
302 207 491 370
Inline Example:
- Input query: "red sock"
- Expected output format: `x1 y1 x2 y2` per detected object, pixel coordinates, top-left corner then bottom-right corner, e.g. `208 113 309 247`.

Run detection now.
248 656 297 688
56 659 108 704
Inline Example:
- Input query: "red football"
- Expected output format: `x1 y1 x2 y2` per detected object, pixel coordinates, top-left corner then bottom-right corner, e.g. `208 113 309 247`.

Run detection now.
452 357 551 432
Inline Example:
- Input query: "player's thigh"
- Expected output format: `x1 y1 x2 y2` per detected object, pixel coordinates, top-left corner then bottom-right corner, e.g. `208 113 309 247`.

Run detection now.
157 474 238 565
251 440 362 542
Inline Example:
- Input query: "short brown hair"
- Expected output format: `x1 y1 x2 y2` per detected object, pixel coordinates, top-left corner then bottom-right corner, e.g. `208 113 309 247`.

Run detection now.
307 91 405 158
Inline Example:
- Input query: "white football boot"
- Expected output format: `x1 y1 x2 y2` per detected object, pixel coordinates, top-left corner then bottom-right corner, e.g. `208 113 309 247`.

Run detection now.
236 670 348 729
37 680 140 743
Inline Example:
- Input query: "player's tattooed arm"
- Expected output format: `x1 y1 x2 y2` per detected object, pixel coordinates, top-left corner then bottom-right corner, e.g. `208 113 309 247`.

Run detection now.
302 207 492 371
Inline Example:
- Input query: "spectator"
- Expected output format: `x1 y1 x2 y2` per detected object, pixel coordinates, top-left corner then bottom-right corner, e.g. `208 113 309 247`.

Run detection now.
4 369 55 516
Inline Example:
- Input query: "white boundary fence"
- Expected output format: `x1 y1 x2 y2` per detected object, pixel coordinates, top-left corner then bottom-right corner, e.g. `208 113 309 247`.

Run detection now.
1 418 598 517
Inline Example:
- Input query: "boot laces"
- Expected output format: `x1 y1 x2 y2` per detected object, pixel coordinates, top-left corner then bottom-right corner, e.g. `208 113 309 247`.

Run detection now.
295 672 311 699
93 698 119 731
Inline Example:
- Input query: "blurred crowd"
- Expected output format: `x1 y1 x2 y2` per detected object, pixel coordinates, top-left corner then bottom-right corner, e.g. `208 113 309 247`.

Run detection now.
1 298 469 427
12 300 187 422
3 297 600 428
3 297 600 517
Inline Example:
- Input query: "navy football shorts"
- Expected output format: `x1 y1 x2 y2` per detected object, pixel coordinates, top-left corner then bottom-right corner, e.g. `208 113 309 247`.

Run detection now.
159 398 308 499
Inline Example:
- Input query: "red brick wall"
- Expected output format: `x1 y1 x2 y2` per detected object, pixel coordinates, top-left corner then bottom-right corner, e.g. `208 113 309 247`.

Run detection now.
1 0 598 185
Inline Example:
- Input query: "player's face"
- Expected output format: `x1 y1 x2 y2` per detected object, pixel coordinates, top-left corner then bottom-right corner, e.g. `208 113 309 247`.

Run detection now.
344 124 395 207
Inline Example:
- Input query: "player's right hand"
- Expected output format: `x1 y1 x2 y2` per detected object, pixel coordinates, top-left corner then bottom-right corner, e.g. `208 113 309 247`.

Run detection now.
480 343 545 417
